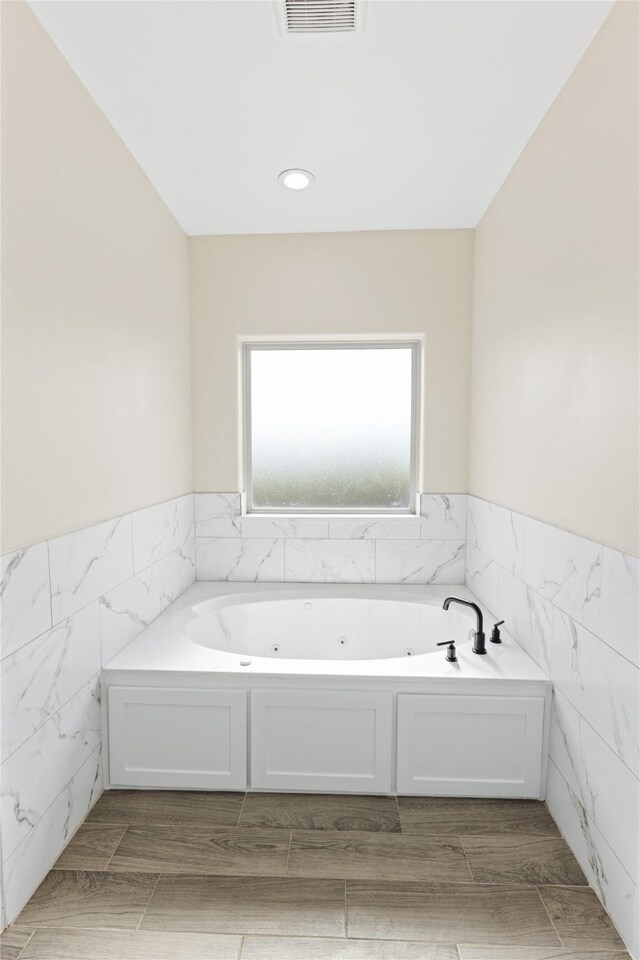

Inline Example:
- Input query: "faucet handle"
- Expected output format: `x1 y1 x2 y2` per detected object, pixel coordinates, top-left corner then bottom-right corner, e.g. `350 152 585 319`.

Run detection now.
437 640 458 662
490 620 505 644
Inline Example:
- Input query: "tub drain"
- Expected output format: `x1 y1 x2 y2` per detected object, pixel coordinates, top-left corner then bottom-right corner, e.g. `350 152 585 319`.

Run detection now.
271 644 281 654
338 637 348 647
404 648 415 656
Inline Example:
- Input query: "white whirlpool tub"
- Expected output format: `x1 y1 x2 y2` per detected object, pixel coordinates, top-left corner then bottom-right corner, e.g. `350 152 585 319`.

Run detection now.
186 588 480 664
103 583 550 798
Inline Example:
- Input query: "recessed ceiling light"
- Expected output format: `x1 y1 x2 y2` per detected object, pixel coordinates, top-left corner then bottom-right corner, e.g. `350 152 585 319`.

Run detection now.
278 169 315 190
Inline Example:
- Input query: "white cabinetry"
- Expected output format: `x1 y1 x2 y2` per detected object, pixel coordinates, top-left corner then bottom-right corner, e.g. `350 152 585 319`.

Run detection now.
250 689 393 793
106 685 546 798
108 687 247 790
397 694 544 797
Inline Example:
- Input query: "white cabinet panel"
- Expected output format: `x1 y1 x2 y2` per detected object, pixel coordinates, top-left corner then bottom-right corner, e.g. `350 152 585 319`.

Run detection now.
397 694 544 797
251 689 392 793
108 687 246 789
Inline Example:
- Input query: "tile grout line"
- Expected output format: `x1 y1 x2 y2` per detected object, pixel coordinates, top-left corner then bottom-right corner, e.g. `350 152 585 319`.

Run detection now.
102 826 129 871
394 794 402 834
47 515 134 628
1 536 193 668
3 742 103 867
552 687 640 784
534 884 566 948
466 532 639 672
236 791 248 828
12 928 34 960
135 874 161 932
547 756 638 886
457 837 477 883
344 878 348 939
57 531 191 633
1 653 102 765
284 830 293 876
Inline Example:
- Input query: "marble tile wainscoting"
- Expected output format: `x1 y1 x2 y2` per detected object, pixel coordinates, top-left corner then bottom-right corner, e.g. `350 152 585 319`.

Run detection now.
194 494 467 584
465 495 640 957
0 494 195 927
3 488 637 954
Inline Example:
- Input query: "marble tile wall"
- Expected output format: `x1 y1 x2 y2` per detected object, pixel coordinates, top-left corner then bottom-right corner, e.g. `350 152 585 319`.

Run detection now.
4 487 635 952
0 494 195 926
194 493 466 584
464 495 639 957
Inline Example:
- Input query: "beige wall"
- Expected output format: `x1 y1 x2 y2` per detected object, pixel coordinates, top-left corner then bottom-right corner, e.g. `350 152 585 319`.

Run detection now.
468 1 639 557
1 2 192 553
190 230 474 496
4 0 636 556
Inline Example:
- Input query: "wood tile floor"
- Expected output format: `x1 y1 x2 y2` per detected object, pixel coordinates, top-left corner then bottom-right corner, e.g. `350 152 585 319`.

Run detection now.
2 791 630 960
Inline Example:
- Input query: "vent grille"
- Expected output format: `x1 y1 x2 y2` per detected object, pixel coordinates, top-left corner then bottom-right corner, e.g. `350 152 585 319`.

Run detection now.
283 0 357 33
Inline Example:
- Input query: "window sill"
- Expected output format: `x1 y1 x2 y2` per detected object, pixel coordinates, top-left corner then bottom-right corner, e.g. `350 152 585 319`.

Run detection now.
242 512 421 520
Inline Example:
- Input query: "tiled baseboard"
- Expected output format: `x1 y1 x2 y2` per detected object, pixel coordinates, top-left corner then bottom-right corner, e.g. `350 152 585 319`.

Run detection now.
0 494 195 926
194 493 466 584
465 494 639 957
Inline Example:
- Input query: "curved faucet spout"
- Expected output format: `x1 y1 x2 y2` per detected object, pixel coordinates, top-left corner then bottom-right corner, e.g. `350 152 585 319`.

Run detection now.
443 596 484 633
442 596 487 655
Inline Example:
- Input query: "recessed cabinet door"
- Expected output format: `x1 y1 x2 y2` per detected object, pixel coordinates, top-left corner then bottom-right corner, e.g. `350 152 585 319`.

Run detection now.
108 687 247 790
251 689 393 793
397 694 544 798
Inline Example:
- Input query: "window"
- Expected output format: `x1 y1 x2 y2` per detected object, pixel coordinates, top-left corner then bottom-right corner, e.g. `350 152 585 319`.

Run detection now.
243 341 419 514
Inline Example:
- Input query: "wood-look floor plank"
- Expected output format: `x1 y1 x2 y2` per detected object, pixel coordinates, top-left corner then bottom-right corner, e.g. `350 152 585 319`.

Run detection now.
141 876 346 937
398 799 560 837
107 826 290 876
346 880 561 946
53 824 127 871
239 793 401 832
461 837 587 886
287 830 472 882
0 926 34 960
8 793 630 960
458 946 631 959
240 937 458 959
86 790 245 826
17 928 241 960
537 886 627 950
15 871 159 930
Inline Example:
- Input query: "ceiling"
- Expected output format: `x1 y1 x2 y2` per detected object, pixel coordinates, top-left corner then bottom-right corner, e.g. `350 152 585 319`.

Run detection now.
29 0 613 236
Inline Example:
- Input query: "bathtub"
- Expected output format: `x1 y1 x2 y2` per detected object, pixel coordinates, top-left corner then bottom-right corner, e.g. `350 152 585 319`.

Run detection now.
103 582 550 798
186 587 482 665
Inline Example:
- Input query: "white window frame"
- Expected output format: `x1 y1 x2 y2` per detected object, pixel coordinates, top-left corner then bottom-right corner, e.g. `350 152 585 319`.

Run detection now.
242 338 421 515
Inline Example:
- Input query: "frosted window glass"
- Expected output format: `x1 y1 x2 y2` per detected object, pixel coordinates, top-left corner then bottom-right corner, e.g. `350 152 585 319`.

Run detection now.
246 345 416 512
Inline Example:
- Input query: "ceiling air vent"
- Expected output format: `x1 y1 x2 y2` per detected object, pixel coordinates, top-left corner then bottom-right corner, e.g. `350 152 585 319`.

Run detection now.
282 0 358 34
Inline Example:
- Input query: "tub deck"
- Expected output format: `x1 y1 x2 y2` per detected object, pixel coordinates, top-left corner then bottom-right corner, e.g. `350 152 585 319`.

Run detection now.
101 583 550 800
103 581 548 683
